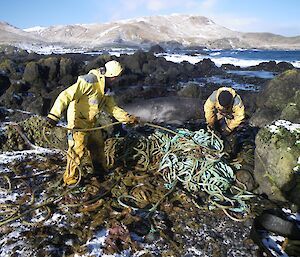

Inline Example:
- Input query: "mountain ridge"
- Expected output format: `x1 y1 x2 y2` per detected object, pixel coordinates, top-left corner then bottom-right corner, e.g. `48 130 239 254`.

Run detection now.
1 14 300 50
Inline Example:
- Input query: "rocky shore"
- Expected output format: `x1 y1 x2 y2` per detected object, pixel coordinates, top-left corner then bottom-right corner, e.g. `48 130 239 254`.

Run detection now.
0 47 299 257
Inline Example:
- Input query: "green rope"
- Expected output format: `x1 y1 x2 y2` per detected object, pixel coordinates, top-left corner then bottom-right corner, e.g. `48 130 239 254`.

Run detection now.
115 124 253 220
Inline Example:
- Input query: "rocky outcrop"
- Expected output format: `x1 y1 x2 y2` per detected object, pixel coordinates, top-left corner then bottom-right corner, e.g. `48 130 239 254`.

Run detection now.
0 116 67 152
149 44 165 53
250 69 300 127
0 73 10 96
0 50 224 119
248 61 294 73
254 120 300 207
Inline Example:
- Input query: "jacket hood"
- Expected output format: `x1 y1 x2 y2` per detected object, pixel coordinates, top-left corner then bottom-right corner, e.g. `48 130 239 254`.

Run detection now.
88 69 105 95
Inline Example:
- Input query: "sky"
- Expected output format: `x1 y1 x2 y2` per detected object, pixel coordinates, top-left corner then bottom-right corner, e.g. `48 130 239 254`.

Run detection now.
1 0 300 36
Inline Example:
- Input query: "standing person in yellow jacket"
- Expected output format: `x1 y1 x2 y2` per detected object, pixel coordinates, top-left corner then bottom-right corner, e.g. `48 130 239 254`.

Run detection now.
204 87 245 156
45 60 138 185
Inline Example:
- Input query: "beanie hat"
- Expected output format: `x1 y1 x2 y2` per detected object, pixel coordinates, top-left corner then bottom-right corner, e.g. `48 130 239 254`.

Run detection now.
218 90 233 107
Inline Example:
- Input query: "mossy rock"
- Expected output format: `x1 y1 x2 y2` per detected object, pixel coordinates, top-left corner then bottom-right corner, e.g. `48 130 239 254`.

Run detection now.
23 61 45 85
280 103 300 123
0 59 20 79
0 74 10 96
259 69 300 110
251 69 300 126
39 57 60 81
0 116 67 152
177 82 202 98
254 121 300 206
59 58 74 77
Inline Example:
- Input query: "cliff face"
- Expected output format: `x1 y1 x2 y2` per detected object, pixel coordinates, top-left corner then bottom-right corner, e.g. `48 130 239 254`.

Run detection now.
1 14 300 50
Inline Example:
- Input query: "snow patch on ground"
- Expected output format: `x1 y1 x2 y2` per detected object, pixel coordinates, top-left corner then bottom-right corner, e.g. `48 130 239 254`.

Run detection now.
268 120 300 134
0 148 60 165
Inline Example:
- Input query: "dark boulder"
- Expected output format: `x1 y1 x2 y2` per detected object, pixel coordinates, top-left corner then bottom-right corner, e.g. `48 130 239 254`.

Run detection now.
0 74 10 96
221 63 241 70
249 61 294 73
23 61 45 87
59 58 77 86
120 50 148 75
194 58 222 76
0 59 21 79
40 57 60 82
250 69 300 127
277 61 295 72
149 44 165 53
84 55 110 72
59 57 76 78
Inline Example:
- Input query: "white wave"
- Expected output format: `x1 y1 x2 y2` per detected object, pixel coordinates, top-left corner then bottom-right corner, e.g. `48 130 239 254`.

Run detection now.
156 53 203 64
291 61 300 68
209 52 221 56
209 57 267 67
157 52 300 68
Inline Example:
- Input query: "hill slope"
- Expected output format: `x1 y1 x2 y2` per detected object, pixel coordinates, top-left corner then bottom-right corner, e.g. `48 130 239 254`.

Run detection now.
1 14 300 50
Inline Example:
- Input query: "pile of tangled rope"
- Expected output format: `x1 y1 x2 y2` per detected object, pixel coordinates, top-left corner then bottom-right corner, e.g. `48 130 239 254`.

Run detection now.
106 124 254 221
0 121 254 227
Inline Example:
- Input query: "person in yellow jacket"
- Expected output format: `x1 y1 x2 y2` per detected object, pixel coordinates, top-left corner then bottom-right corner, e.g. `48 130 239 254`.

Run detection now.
204 87 245 136
46 60 138 185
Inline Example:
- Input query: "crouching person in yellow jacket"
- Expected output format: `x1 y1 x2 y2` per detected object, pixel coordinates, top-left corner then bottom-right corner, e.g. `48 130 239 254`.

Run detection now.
45 60 138 185
204 87 245 156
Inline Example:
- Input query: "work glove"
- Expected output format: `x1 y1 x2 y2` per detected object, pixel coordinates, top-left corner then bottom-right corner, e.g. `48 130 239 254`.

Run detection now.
127 115 140 125
207 123 215 131
44 117 57 128
221 128 231 137
219 119 231 136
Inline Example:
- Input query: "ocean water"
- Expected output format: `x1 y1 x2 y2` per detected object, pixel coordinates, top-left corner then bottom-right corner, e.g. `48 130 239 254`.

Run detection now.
156 49 300 68
28 44 300 69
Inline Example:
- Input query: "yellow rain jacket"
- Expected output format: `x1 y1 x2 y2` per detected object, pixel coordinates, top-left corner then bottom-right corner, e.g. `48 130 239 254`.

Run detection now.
47 69 134 185
47 69 133 128
204 87 245 133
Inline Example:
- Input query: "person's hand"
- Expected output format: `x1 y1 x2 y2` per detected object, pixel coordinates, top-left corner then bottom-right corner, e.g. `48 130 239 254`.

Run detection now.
220 120 231 136
221 129 231 137
44 117 57 128
207 123 214 131
127 115 140 125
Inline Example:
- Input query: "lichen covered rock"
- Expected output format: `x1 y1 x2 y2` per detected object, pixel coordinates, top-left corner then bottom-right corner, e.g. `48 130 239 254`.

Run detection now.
0 116 67 152
251 69 300 127
254 120 300 207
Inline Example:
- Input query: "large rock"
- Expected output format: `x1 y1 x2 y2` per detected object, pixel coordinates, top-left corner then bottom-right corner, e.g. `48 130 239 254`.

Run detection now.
40 57 60 82
254 120 300 207
0 80 30 108
23 61 45 87
249 61 294 72
149 44 165 53
0 59 21 79
0 74 10 96
0 116 67 152
250 69 300 127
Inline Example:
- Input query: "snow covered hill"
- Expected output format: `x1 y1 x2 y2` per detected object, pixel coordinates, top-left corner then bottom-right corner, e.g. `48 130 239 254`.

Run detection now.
1 14 300 50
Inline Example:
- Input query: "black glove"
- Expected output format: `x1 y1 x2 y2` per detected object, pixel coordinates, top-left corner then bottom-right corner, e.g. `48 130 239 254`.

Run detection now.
45 117 57 128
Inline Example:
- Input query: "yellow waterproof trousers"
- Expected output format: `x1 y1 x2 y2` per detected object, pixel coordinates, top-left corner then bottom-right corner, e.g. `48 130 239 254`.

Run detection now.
63 130 105 185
